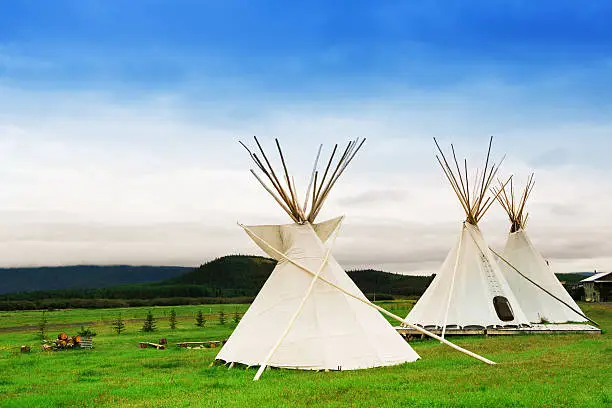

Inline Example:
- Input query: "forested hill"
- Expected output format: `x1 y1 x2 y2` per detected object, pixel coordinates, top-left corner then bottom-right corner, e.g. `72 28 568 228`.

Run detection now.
163 255 434 297
0 255 433 299
0 256 434 310
0 265 191 294
164 255 277 292
0 256 586 311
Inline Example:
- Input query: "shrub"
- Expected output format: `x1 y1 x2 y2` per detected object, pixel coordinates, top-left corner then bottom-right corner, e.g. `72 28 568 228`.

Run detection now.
77 326 97 337
195 311 206 327
141 310 157 332
37 311 48 340
111 313 126 335
169 309 177 330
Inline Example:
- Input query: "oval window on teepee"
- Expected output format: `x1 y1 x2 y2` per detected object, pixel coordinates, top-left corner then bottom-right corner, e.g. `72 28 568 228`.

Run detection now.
493 296 515 322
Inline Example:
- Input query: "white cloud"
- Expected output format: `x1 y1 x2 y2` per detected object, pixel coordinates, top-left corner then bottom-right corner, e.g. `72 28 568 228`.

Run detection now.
0 85 611 275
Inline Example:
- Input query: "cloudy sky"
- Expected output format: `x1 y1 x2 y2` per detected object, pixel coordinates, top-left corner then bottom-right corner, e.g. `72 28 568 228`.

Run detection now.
1 1 611 274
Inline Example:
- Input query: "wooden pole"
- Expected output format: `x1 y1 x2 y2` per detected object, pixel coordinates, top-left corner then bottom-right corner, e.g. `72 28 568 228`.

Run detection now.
249 170 299 223
290 176 305 221
240 224 497 366
275 139 301 220
312 139 366 219
303 144 323 214
253 137 298 216
476 136 494 208
478 175 511 222
311 142 353 218
492 174 534 232
242 139 297 217
451 144 469 209
311 144 338 211
253 219 343 381
435 155 471 218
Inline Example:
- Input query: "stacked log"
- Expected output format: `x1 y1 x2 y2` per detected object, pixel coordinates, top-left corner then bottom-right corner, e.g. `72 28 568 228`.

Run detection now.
41 333 86 351
177 339 228 349
138 342 166 350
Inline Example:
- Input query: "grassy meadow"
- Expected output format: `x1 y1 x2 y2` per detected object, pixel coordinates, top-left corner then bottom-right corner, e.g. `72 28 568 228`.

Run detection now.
0 301 610 407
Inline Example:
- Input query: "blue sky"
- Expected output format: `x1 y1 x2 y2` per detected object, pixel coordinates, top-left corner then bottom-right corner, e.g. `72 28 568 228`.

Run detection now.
1 1 611 272
2 1 612 96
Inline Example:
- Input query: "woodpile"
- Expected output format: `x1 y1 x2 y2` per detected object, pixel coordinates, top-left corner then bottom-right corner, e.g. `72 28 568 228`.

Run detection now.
138 342 166 350
177 339 228 349
41 333 88 351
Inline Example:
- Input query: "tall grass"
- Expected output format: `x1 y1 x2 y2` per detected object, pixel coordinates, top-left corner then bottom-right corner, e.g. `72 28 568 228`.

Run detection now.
0 302 609 407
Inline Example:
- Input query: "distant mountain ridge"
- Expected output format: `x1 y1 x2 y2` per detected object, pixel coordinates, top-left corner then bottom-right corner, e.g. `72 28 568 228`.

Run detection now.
0 265 192 294
0 256 587 305
0 255 435 308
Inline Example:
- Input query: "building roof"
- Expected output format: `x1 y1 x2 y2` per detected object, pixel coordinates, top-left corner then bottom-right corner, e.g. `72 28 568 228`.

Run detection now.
580 271 612 282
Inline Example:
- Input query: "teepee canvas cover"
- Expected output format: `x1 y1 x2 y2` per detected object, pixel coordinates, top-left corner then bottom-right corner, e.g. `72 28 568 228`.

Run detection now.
216 138 419 373
406 138 530 331
492 176 588 323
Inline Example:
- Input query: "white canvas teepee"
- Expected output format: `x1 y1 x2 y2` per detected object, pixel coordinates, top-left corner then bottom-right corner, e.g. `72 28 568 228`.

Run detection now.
491 175 588 323
216 138 419 375
406 138 530 332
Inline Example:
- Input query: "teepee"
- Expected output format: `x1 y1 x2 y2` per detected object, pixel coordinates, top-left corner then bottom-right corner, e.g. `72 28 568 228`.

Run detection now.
216 137 420 377
491 175 589 323
406 137 530 333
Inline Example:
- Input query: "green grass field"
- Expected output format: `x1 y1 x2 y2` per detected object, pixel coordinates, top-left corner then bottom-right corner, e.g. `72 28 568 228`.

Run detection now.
0 302 610 407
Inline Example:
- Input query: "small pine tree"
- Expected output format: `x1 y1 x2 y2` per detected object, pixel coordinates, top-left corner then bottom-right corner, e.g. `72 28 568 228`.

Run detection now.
233 310 241 325
37 311 48 340
141 310 157 332
219 310 226 326
169 309 177 330
111 313 126 335
78 326 97 337
195 311 205 327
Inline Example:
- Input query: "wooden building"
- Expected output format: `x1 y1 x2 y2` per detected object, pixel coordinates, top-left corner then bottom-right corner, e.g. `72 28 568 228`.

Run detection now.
580 272 612 302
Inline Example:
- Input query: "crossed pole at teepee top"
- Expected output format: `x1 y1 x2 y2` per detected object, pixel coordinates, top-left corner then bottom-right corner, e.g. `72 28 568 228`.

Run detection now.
240 223 497 381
